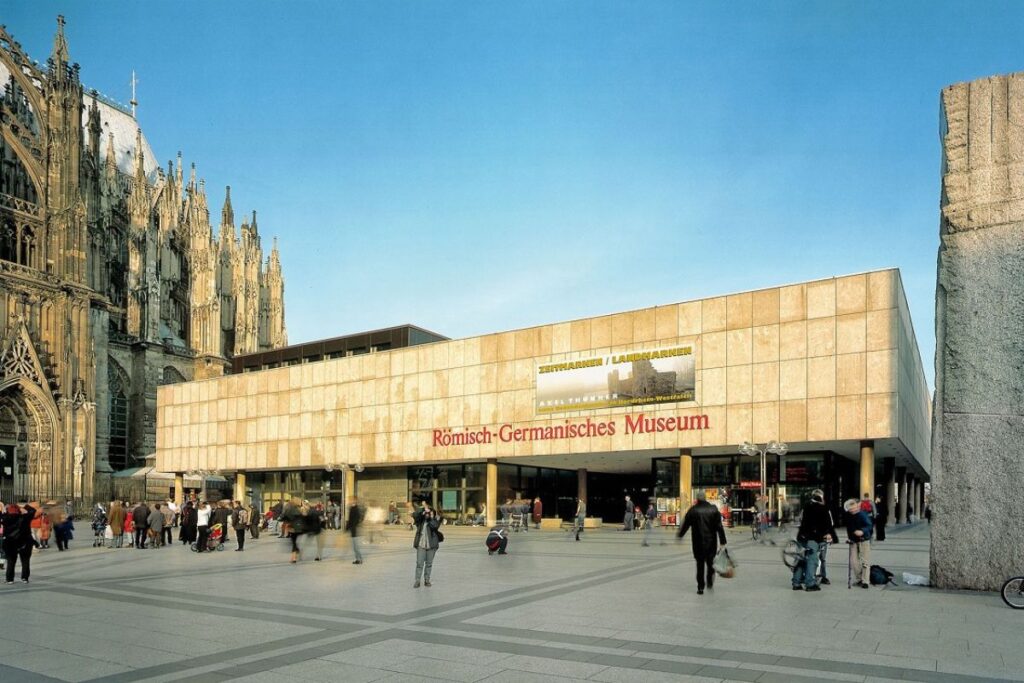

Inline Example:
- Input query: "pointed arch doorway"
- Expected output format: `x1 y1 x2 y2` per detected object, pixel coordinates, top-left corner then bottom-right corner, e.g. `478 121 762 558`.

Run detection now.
0 377 60 500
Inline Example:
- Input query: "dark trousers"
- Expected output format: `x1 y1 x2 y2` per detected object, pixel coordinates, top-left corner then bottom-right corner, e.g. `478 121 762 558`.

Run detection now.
3 541 32 582
54 527 69 551
875 519 886 541
163 527 173 545
196 525 210 551
134 526 147 548
250 523 260 539
694 551 715 591
235 528 245 550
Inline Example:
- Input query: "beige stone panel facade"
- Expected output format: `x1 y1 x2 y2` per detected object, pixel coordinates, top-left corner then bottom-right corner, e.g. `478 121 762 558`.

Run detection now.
752 362 780 403
727 329 752 365
779 284 806 322
779 359 807 400
726 365 752 404
807 356 836 398
779 321 807 360
806 397 837 441
806 280 836 319
678 301 702 336
752 325 780 364
807 318 836 357
836 313 867 355
697 330 721 368
867 270 896 310
726 404 753 445
751 288 780 326
866 309 897 351
702 297 727 332
836 395 866 440
655 305 678 340
866 349 898 394
837 352 867 396
726 293 753 330
702 367 726 406
866 393 896 437
591 317 611 348
752 401 779 443
779 399 808 442
634 307 657 342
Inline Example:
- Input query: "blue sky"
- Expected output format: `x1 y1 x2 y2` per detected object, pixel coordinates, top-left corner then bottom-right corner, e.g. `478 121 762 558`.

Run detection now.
8 2 1024 389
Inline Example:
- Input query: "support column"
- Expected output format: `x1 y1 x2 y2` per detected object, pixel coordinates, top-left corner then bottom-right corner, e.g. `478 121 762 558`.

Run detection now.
344 469 355 507
913 475 921 524
884 458 896 525
859 440 875 502
679 450 693 507
234 471 246 503
486 458 497 527
577 468 588 506
896 467 908 524
174 473 184 506
919 481 927 520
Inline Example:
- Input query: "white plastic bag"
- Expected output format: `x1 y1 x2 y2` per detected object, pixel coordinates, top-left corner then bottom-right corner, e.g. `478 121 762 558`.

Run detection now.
104 524 114 540
713 547 737 578
902 572 928 586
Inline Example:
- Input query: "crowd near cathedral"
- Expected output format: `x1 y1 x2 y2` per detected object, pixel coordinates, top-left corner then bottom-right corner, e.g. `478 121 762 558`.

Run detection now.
0 18 288 501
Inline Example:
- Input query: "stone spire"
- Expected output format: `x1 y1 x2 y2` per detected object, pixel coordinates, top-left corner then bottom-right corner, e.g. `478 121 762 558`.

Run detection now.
51 15 70 69
220 185 234 236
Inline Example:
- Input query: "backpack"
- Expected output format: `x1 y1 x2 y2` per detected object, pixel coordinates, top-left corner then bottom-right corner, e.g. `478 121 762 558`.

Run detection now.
235 509 248 527
860 500 874 515
869 564 895 585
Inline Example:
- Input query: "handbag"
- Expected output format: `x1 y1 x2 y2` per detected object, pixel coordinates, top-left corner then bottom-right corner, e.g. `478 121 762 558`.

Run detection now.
713 547 737 578
436 529 445 543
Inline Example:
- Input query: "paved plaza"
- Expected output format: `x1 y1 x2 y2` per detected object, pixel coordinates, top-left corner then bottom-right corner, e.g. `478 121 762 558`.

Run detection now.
1 523 1020 683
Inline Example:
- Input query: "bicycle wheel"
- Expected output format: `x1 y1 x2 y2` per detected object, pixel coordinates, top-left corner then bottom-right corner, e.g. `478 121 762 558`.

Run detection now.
751 523 760 543
1001 577 1024 609
782 539 804 570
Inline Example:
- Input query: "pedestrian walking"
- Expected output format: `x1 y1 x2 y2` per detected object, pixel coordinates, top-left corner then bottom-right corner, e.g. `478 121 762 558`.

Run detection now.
531 497 542 529
844 498 873 588
2 500 38 583
108 501 125 549
642 503 657 546
412 501 441 587
162 501 175 546
195 501 212 552
346 496 365 565
791 489 837 591
574 497 586 541
231 501 248 551
132 502 149 549
91 504 107 548
874 495 887 542
623 495 634 531
147 503 165 548
677 490 727 595
248 499 262 539
179 500 197 546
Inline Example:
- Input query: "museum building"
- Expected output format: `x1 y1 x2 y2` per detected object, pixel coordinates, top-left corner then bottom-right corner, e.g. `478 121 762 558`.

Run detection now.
155 268 931 526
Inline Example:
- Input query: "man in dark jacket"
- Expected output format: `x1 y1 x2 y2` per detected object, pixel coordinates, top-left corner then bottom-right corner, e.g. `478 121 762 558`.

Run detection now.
2 500 38 583
792 489 838 591
677 491 727 594
345 497 364 564
132 502 150 549
845 498 874 588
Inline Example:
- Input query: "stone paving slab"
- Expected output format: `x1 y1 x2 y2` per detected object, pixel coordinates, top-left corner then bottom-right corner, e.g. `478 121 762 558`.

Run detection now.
1 523 1020 682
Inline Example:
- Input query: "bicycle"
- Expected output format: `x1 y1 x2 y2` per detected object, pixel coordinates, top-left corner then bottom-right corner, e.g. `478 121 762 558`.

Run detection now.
1001 575 1024 609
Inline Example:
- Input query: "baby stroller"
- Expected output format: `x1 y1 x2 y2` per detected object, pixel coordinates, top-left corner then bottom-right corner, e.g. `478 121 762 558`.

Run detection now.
191 523 226 552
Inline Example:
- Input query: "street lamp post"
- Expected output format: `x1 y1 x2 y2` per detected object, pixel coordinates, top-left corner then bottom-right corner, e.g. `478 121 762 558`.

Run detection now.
738 440 788 500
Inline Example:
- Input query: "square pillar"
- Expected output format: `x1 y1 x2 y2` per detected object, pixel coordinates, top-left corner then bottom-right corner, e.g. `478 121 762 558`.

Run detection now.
174 473 184 506
906 473 916 521
577 468 588 506
859 440 875 501
679 449 692 506
486 458 497 527
884 458 896 524
896 467 908 524
233 471 246 503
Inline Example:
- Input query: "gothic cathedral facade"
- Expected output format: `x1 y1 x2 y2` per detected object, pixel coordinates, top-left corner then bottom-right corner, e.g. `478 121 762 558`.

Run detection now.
0 18 287 500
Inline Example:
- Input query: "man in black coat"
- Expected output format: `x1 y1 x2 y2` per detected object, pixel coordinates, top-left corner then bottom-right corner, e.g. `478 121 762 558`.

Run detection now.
132 502 150 549
792 489 838 591
677 491 727 594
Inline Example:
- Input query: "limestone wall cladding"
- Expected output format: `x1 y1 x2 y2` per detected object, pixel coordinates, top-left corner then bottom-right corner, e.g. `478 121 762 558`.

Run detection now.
155 269 923 476
932 74 1024 590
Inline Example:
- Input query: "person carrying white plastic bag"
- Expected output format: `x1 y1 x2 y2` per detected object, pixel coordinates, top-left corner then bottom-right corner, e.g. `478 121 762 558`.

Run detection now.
713 546 737 578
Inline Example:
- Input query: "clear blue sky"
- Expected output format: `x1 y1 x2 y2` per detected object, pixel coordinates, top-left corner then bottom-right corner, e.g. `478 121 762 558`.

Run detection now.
8 2 1024 389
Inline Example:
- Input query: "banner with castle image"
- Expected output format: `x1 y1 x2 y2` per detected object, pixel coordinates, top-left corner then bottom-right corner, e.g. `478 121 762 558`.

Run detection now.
536 345 696 414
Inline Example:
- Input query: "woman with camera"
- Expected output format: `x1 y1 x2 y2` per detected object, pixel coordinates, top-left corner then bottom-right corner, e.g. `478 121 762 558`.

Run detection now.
412 500 442 588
